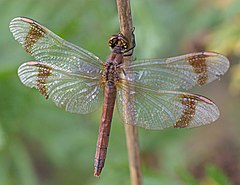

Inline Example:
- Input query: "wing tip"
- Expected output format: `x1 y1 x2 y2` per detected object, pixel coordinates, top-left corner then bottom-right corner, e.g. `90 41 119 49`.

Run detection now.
9 17 32 39
204 51 230 72
196 96 220 125
10 16 34 23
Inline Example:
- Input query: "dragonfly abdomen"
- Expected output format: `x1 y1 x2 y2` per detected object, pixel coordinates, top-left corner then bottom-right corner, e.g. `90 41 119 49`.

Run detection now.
94 83 117 176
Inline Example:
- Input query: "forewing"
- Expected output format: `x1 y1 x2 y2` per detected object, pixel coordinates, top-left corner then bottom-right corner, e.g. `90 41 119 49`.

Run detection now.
9 17 103 75
116 81 219 130
127 52 229 90
18 61 103 114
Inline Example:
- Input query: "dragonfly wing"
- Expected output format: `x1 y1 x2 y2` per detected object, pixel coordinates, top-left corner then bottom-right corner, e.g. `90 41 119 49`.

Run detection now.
9 17 103 75
18 61 103 114
116 81 219 130
10 17 104 114
127 52 229 90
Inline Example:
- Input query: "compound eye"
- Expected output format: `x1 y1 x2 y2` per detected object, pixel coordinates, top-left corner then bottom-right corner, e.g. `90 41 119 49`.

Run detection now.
108 38 117 48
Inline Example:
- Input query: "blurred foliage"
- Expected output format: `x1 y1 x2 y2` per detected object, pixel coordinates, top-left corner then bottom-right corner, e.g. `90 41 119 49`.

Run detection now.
179 164 233 185
229 64 240 96
0 0 240 185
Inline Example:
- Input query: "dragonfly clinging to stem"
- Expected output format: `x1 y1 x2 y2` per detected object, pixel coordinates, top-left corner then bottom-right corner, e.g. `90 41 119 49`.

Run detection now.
9 17 230 176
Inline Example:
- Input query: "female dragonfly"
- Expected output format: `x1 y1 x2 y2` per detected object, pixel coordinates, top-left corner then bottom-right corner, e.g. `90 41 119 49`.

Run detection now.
9 17 229 176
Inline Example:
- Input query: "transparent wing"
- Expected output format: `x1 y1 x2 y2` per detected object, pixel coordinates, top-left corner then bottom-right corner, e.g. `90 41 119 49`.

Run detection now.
116 81 219 130
18 61 103 114
9 17 103 75
126 52 229 90
10 17 104 114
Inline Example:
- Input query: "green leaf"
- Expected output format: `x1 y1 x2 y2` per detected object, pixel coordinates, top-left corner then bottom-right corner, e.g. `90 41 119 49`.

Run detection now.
206 164 233 185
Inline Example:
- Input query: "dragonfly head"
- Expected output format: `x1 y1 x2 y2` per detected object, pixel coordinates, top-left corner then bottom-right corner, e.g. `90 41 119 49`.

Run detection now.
108 33 129 51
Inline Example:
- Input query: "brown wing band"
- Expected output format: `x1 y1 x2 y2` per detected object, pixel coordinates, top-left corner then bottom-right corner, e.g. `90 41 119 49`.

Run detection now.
24 20 46 53
187 53 208 86
174 94 198 128
27 62 52 99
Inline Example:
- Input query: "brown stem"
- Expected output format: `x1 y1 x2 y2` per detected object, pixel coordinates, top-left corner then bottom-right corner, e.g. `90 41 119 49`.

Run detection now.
116 1 143 185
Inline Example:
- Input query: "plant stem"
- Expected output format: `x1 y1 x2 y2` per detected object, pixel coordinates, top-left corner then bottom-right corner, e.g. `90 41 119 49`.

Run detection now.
116 1 143 185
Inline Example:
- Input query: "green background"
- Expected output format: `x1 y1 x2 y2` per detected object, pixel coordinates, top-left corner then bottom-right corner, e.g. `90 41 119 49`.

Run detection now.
1 0 240 184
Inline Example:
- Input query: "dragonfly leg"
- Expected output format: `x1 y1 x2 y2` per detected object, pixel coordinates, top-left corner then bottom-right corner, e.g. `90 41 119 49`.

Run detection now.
122 68 126 76
123 27 136 57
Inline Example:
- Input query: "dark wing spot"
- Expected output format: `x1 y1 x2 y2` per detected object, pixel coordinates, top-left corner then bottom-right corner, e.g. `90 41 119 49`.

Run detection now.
174 94 198 128
187 53 208 86
35 63 52 99
24 22 46 53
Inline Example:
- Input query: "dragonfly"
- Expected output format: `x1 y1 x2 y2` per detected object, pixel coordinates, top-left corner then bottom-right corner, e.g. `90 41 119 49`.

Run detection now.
9 17 229 176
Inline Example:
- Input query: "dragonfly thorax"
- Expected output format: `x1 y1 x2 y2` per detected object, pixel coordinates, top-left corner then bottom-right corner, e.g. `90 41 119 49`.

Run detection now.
102 60 122 85
102 54 123 86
